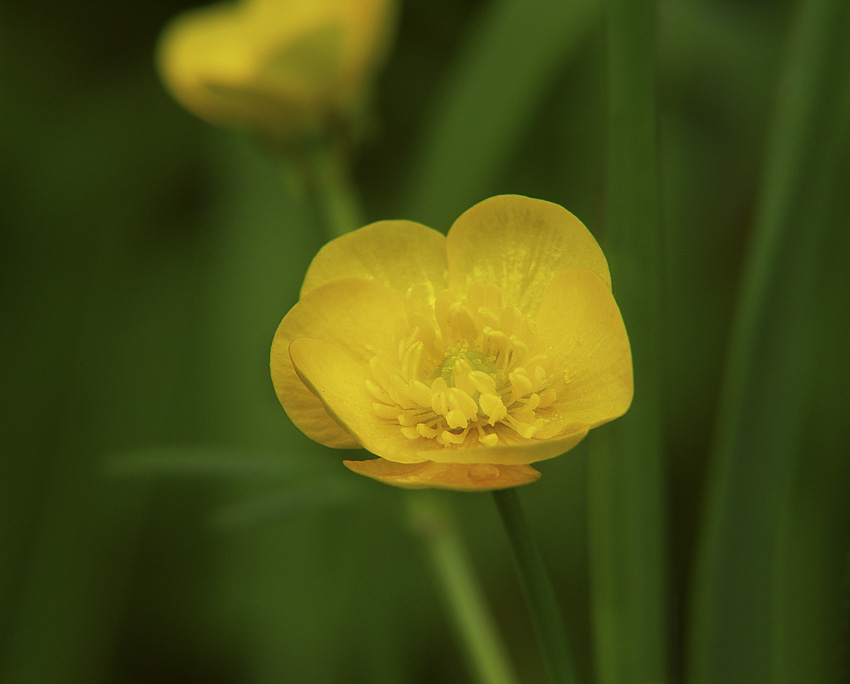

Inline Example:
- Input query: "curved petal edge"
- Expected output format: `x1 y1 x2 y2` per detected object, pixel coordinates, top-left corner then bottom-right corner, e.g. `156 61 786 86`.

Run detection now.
343 458 541 491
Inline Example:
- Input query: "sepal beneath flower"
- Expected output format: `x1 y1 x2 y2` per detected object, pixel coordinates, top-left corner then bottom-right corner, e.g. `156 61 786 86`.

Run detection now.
343 458 541 491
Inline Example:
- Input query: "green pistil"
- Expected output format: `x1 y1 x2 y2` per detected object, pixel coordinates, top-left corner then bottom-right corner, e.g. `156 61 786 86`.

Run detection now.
434 346 498 387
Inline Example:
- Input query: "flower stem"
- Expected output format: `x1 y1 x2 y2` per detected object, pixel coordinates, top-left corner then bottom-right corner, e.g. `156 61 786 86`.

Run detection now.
281 141 364 240
407 492 520 684
308 143 365 238
493 488 579 684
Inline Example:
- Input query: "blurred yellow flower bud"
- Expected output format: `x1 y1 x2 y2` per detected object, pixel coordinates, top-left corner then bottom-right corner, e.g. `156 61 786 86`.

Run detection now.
156 0 396 141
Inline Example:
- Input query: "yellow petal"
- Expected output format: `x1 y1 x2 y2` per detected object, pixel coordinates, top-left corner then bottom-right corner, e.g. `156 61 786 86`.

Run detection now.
300 220 447 298
343 458 541 491
446 195 611 314
418 427 590 465
534 269 633 433
271 278 405 449
289 338 428 463
157 3 257 127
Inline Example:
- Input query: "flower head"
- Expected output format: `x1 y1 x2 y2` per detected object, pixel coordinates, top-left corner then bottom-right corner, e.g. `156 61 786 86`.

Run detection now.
271 195 633 491
156 0 396 140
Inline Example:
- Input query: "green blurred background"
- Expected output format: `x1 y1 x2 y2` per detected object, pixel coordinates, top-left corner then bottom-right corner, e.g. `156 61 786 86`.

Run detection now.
2 0 849 683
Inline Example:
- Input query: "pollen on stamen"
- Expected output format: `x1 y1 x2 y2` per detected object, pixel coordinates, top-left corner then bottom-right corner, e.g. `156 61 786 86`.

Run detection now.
401 341 423 381
409 380 433 407
367 283 563 449
417 423 439 439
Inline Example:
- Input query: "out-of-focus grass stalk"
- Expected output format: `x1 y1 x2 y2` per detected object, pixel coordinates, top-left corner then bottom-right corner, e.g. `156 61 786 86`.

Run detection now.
404 0 599 229
771 24 850 683
0 266 188 684
689 1 850 682
408 493 520 684
588 1 668 683
493 489 579 684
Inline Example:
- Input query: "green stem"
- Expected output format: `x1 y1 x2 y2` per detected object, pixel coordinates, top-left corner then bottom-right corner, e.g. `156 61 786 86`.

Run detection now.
281 141 364 240
407 492 520 684
493 488 579 684
587 0 667 682
309 144 364 238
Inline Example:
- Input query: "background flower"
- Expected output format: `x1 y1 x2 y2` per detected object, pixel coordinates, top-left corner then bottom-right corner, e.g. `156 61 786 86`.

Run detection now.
156 0 396 140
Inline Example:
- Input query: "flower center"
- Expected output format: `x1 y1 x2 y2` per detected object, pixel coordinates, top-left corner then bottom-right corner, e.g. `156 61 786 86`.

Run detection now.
367 283 559 448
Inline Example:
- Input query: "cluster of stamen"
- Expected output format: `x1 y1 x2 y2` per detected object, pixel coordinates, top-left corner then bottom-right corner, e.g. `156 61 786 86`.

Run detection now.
367 282 559 448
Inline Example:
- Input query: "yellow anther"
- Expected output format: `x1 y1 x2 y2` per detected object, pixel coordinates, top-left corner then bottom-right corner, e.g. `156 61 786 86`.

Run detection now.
479 393 507 424
446 409 468 430
439 429 467 445
506 415 538 439
397 412 419 427
401 426 420 440
452 358 476 395
431 389 448 416
447 387 478 420
409 380 433 408
480 432 499 447
483 329 509 355
509 369 534 398
402 326 419 353
402 341 423 381
469 370 496 394
417 423 439 439
508 336 529 358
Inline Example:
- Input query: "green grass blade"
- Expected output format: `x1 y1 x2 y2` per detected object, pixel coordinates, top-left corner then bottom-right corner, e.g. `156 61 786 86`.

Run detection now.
688 2 850 683
403 0 599 230
587 1 668 683
494 489 580 684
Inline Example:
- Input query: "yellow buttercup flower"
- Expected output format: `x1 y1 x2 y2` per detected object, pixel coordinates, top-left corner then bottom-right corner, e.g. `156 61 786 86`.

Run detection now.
271 195 633 491
156 0 395 138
